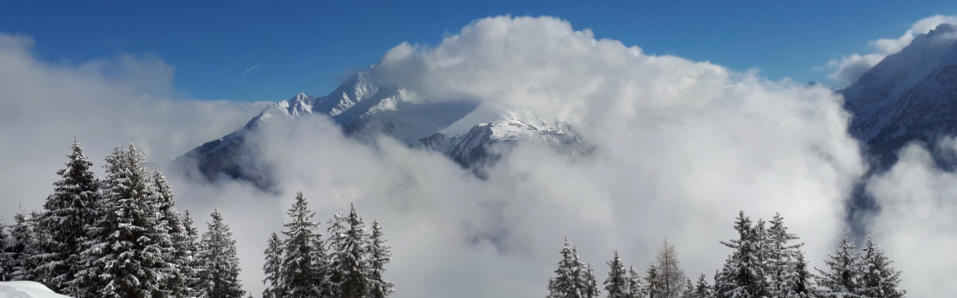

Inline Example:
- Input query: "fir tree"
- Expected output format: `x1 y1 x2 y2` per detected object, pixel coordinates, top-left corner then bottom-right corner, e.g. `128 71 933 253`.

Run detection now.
645 264 662 298
282 192 326 298
815 234 862 298
714 211 768 298
626 266 643 298
0 221 10 281
605 251 629 298
329 204 371 298
366 221 394 298
583 263 600 298
183 210 203 294
72 145 171 298
197 210 245 298
326 210 348 297
765 213 808 298
691 274 713 298
263 232 285 298
859 237 904 298
548 238 598 298
33 139 100 293
784 252 814 298
6 212 41 282
152 171 194 297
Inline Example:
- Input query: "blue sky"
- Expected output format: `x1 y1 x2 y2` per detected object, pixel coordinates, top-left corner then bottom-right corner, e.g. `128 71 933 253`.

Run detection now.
2 0 955 101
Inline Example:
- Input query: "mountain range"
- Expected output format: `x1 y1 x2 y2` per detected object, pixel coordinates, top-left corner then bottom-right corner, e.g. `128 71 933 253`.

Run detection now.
175 72 587 188
177 23 957 190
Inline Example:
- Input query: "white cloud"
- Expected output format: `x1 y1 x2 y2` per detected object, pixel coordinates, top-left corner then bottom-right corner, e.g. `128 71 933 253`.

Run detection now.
864 140 957 297
0 16 874 297
825 15 957 87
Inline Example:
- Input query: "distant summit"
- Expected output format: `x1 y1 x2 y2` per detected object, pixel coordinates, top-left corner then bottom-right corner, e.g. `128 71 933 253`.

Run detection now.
176 71 586 188
842 23 957 170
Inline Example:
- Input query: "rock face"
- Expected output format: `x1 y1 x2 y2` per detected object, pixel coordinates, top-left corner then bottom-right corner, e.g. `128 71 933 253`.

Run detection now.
842 23 957 170
176 71 587 187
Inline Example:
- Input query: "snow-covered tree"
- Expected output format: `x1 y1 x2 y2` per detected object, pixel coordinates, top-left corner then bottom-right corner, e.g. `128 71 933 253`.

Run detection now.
690 274 713 298
645 264 662 298
0 221 10 281
650 241 687 298
197 210 245 298
282 192 326 297
714 211 768 298
263 232 285 298
328 204 372 298
605 251 629 298
6 212 42 282
183 210 203 293
73 145 172 298
764 213 810 298
858 237 904 298
548 238 598 298
626 266 643 298
33 139 100 293
815 234 862 298
152 171 195 297
366 221 394 298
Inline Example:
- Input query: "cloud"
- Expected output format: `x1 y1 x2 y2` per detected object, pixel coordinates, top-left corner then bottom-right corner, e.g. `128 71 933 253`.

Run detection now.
0 16 874 297
0 32 265 220
864 140 957 297
826 53 885 87
825 15 957 87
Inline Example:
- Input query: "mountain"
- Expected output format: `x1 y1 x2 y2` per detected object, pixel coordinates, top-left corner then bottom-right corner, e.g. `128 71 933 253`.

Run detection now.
842 23 957 170
176 71 586 188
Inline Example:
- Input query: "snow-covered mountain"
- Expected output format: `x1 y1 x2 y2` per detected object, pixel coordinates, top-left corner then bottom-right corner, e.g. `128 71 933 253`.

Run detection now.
842 23 957 170
177 71 586 187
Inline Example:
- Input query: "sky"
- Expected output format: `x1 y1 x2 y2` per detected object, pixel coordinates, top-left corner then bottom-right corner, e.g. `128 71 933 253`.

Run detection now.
2 0 956 101
3 3 957 297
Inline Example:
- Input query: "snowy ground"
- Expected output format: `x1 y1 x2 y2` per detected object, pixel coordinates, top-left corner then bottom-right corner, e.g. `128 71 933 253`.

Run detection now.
0 282 69 298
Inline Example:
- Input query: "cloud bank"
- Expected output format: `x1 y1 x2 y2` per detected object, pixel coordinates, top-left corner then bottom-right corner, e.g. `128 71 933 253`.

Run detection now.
826 15 957 87
17 15 957 297
864 139 957 297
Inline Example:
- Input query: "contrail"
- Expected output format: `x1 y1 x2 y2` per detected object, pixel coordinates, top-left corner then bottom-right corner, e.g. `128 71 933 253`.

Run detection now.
242 53 274 75
242 61 264 75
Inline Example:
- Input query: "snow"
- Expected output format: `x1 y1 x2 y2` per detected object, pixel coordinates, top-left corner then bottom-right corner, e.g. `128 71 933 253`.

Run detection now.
0 282 70 298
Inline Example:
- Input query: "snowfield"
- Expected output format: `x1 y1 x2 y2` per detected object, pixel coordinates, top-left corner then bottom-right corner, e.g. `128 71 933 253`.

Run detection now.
0 282 69 298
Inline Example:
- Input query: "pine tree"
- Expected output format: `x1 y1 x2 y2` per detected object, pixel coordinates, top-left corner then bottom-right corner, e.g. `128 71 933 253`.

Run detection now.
366 221 394 298
548 238 597 298
784 252 813 298
196 210 245 298
858 237 904 298
691 274 713 298
6 212 41 282
263 232 285 298
765 213 809 298
651 241 687 298
583 263 600 298
815 234 862 298
152 171 194 297
72 145 172 298
282 192 326 298
326 210 348 297
680 278 694 298
714 211 768 298
625 266 643 298
645 264 662 298
33 139 101 293
328 204 372 298
605 251 629 298
182 210 203 294
0 221 10 281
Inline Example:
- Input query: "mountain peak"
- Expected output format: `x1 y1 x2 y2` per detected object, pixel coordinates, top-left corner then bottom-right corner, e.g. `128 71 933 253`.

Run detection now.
842 21 957 169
